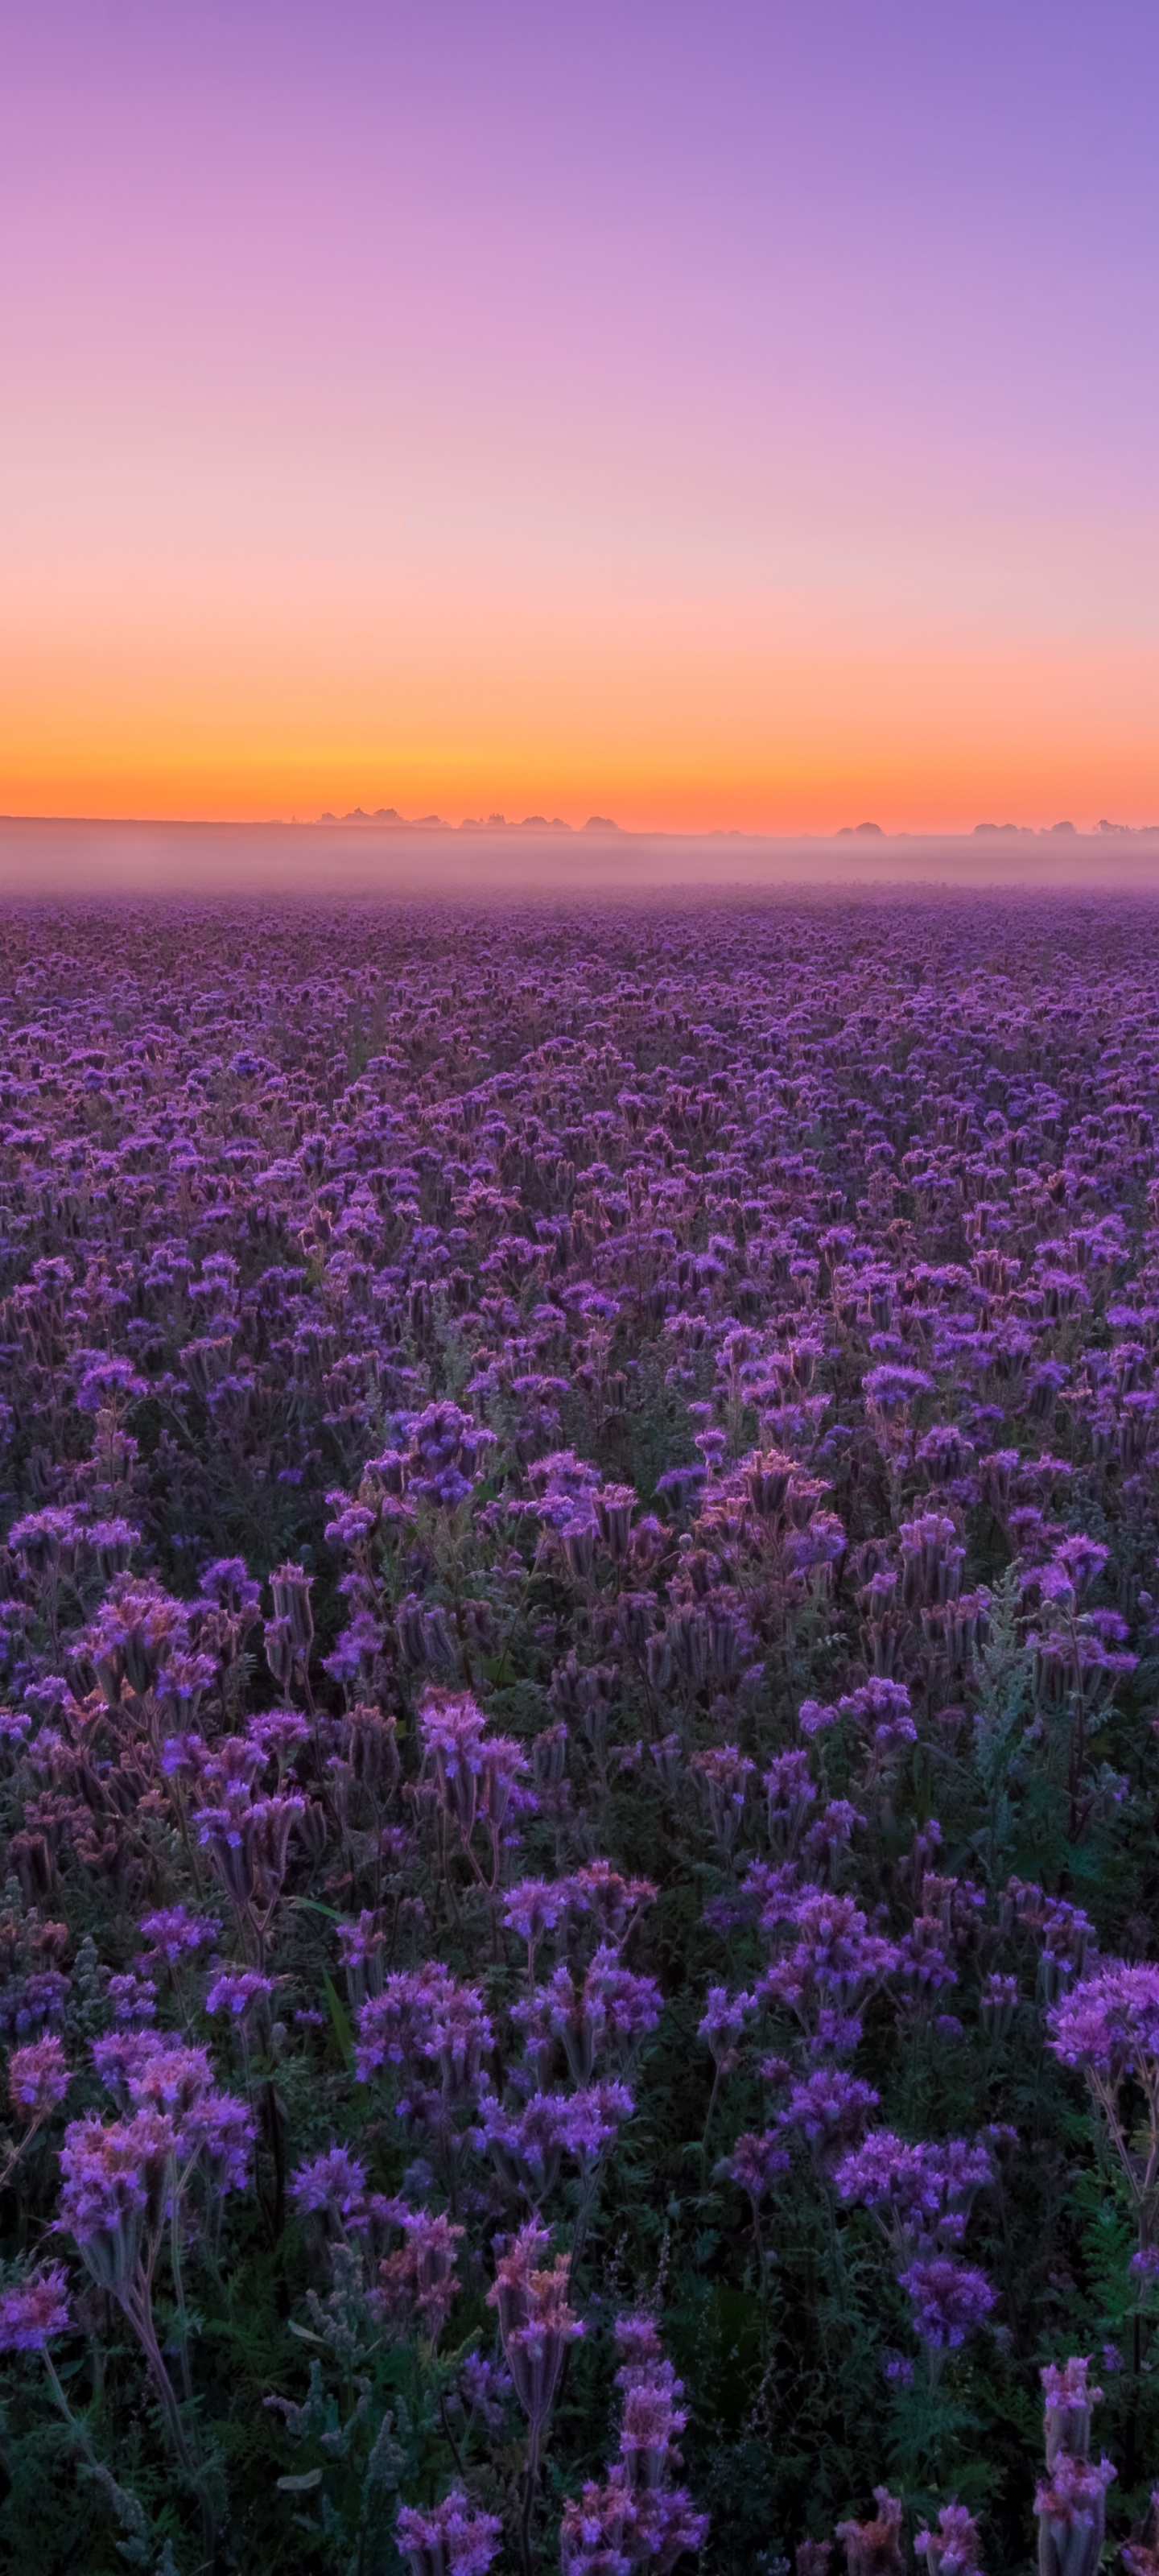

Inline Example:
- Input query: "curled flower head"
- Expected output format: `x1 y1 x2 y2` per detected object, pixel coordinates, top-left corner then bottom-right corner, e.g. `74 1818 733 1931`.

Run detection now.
0 2263 72 2351
486 2220 584 2429
8 2033 68 2124
1047 1962 1159 2083
1034 2449 1115 2576
913 2501 984 2575
58 2107 174 2293
396 2487 503 2576
835 2486 904 2574
289 2144 368 2223
898 2258 996 2351
1041 2355 1102 2468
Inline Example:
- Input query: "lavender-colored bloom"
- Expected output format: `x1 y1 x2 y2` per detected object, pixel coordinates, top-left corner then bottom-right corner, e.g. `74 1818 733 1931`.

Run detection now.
58 2108 172 2291
486 2220 584 2429
1034 2452 1116 2576
835 2487 904 2574
8 2033 69 2123
289 2144 368 2220
205 1968 275 2018
138 1906 221 1958
720 2128 790 2199
777 2070 879 2153
0 2264 72 2351
1047 1961 1159 2079
697 1985 755 2064
913 2502 984 2575
898 2258 996 2350
396 2488 503 2576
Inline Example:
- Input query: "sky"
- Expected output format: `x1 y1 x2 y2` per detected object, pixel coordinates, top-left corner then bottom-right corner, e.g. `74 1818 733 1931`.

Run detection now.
2 0 1157 835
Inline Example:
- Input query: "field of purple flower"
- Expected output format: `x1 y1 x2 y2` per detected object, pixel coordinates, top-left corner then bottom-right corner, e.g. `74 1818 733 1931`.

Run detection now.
4 890 1159 2575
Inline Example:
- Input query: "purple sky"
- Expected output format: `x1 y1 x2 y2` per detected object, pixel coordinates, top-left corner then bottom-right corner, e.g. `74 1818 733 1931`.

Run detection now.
2 2 1157 828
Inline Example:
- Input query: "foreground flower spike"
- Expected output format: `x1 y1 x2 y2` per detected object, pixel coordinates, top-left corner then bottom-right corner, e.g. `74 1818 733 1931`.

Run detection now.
913 2501 984 2574
1123 2492 1159 2576
0 2263 72 2351
835 2487 905 2574
8 2031 68 2124
559 2307 708 2573
1042 2356 1103 2469
1036 2356 1116 2576
396 2488 503 2576
485 2219 584 2430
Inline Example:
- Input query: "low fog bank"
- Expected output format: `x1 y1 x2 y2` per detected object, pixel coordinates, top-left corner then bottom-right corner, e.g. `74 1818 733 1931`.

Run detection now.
4 817 1159 902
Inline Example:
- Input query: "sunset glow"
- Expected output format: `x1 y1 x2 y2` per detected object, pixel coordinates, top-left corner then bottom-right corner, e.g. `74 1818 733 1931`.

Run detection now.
2 1 1157 829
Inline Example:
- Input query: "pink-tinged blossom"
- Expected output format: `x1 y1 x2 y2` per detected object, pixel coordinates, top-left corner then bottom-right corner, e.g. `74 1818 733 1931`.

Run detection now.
1033 2451 1116 2576
336 1910 386 1967
129 2041 215 2123
1123 2496 1159 2576
58 2108 173 2292
835 2487 904 2574
913 2503 984 2576
396 2488 503 2576
373 2200 465 2341
560 2475 708 2575
1041 2356 1102 2468
486 2221 584 2428
566 1860 657 1941
8 2033 68 2124
720 2129 790 2200
0 2264 72 2351
93 2028 183 2108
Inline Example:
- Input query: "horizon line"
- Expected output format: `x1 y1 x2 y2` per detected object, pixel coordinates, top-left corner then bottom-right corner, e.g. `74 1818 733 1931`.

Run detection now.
5 812 1159 844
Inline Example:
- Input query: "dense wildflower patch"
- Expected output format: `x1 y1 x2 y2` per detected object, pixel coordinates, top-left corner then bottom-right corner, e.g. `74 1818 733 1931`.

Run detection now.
2 892 1159 2568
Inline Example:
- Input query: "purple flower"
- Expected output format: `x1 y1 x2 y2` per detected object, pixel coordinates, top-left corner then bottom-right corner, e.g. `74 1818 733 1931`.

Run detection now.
205 1968 275 2019
8 2033 68 2123
777 2070 879 2153
0 2264 72 2351
913 2502 984 2575
720 2128 790 2199
898 2258 996 2350
1047 1961 1159 2079
396 2489 503 2576
289 2144 368 2221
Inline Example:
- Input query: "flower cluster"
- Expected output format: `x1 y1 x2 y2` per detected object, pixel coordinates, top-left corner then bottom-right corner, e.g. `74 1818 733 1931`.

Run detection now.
2 893 1159 2566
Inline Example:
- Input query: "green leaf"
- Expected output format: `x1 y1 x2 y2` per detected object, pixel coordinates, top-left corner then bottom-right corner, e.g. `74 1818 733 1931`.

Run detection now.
277 2468 324 2492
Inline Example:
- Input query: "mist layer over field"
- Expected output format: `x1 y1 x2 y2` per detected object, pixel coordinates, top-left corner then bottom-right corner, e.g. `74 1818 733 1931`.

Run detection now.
4 817 1159 902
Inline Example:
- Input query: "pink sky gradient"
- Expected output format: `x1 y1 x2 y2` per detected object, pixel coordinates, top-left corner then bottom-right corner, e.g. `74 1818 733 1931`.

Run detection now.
2 2 1157 831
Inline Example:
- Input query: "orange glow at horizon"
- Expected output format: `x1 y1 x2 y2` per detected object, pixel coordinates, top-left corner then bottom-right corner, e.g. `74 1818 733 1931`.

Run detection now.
3 8 1158 842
